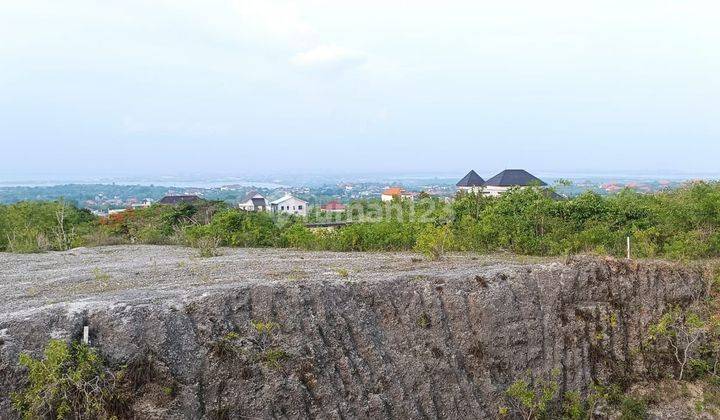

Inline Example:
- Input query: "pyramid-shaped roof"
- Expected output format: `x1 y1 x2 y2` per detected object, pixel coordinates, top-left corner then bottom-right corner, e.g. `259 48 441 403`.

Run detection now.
456 170 485 187
484 169 547 187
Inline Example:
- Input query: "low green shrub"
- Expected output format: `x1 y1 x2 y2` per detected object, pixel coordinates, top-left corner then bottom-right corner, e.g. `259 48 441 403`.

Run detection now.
11 339 128 419
505 371 558 419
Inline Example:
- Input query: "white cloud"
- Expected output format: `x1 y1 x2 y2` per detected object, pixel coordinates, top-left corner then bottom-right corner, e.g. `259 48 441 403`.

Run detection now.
290 45 366 71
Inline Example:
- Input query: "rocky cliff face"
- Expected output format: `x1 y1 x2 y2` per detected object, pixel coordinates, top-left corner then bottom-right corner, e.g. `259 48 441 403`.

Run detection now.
0 246 707 418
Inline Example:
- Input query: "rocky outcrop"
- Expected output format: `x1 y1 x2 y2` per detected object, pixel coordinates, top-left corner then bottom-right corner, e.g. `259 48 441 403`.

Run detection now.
0 247 707 418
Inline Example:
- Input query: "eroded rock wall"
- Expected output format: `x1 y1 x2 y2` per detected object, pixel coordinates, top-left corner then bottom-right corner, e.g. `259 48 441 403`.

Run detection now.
0 256 705 419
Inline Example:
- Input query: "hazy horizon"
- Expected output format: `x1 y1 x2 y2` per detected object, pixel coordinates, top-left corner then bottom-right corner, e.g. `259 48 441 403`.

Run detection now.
2 1 719 177
2 168 720 189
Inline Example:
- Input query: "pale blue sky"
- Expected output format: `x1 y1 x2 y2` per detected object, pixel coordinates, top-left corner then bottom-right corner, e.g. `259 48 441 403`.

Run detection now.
1 0 719 179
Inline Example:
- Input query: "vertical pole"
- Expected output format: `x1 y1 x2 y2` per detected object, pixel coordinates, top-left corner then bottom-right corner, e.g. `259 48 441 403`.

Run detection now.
626 236 631 260
83 326 90 345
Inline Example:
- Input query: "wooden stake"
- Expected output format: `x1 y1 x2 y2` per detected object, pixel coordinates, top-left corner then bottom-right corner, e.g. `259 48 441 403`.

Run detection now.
83 326 89 345
626 237 631 260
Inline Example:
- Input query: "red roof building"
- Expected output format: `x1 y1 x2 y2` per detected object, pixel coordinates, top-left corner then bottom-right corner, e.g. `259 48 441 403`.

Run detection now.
320 200 346 212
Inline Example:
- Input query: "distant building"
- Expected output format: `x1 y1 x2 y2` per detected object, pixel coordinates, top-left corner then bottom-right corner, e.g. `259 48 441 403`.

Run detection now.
131 199 153 209
381 187 416 202
483 169 548 197
456 170 486 193
456 169 548 197
320 200 346 213
270 195 308 216
238 191 268 212
159 195 200 205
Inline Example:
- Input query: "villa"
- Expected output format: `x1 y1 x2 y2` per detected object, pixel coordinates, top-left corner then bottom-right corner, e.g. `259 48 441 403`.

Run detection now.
320 200 346 213
457 169 548 197
238 191 268 212
270 194 308 216
455 170 485 193
381 187 416 202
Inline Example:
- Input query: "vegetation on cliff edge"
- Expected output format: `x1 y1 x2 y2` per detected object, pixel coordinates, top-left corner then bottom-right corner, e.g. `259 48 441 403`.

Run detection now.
2 182 720 261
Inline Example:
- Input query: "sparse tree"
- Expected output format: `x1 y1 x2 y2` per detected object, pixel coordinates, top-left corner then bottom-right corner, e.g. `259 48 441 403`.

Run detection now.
648 307 708 380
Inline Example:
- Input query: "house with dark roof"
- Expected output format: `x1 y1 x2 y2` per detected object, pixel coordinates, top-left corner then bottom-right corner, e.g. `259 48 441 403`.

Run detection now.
456 169 552 197
158 195 200 205
238 191 268 212
456 170 485 193
483 169 547 196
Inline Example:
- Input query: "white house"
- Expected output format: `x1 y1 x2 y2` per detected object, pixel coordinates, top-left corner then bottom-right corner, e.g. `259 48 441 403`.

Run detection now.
455 170 485 194
381 187 416 202
456 169 548 197
483 169 547 196
131 199 153 209
270 194 308 216
238 191 268 212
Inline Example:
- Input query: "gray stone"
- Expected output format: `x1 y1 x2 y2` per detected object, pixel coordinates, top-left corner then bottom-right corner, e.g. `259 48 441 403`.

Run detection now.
0 246 706 418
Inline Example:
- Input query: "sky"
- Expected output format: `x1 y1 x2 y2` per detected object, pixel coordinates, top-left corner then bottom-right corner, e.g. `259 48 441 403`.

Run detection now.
1 0 719 180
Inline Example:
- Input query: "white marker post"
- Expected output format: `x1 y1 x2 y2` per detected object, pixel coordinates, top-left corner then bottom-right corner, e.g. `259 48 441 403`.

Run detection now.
83 326 90 345
626 237 631 260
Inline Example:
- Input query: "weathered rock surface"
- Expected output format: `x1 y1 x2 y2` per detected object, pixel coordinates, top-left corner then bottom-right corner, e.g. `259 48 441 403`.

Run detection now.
0 246 707 418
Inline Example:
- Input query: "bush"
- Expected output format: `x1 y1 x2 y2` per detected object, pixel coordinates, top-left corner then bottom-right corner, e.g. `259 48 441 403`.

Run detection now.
280 223 317 249
11 339 128 419
186 210 280 248
193 236 221 258
563 391 586 420
619 396 647 420
414 224 455 260
505 372 558 419
7 182 720 261
0 201 95 252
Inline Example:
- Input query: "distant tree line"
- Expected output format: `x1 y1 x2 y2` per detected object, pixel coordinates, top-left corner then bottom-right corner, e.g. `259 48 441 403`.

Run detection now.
2 182 720 260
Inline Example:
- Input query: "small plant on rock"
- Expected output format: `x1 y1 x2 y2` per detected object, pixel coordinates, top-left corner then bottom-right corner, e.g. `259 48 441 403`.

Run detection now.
260 348 289 369
618 395 648 420
210 332 241 359
92 267 111 286
251 320 279 351
194 236 221 258
249 321 289 368
505 371 559 420
416 312 431 329
562 391 586 420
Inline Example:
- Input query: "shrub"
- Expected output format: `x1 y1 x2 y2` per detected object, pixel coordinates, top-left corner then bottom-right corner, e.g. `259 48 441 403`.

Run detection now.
416 312 431 329
11 339 128 419
7 181 720 261
193 236 221 258
259 348 289 369
281 223 317 249
0 201 94 253
619 396 647 420
647 307 708 380
251 320 280 351
505 372 558 420
210 332 241 359
563 391 586 420
414 224 454 260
